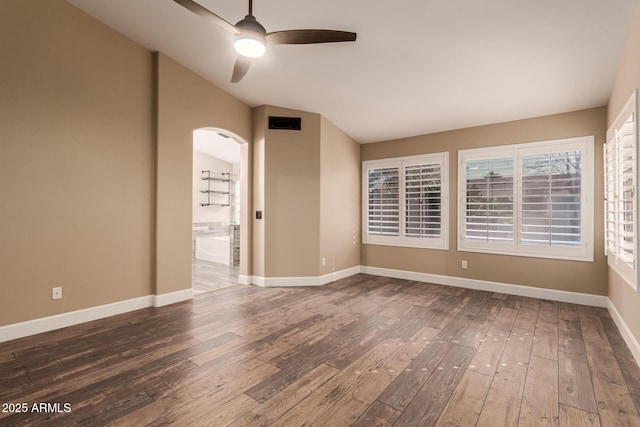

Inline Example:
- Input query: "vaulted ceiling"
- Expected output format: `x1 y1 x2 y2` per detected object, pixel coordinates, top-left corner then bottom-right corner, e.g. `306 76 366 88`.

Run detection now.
67 0 637 143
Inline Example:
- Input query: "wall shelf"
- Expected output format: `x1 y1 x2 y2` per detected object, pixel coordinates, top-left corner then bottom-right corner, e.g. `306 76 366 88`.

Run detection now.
200 170 231 207
201 177 229 183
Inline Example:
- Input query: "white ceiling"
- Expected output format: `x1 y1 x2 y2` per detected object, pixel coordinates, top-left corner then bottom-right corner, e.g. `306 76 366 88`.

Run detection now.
67 0 637 143
193 128 241 164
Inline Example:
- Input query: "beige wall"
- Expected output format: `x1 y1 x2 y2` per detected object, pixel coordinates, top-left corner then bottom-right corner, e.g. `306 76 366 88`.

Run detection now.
0 0 154 325
262 106 322 277
156 53 253 291
320 117 361 275
252 108 360 279
252 106 266 277
607 1 640 346
361 107 607 296
0 1 254 327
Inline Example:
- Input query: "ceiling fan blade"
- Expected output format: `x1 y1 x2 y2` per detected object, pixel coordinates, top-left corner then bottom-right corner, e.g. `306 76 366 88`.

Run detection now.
231 56 251 83
173 0 238 35
266 30 357 45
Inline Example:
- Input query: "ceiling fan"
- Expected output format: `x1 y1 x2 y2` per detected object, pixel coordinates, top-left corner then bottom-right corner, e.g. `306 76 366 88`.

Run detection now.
173 0 357 83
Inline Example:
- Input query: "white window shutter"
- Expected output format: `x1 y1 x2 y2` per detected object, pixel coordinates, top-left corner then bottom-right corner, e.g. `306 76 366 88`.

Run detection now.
605 89 638 291
521 151 582 247
363 153 449 249
405 164 442 238
367 167 399 237
464 158 514 244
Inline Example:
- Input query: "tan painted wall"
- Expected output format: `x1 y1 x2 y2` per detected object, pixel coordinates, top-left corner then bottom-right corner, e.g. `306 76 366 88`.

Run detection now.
0 1 254 327
156 54 253 291
320 117 361 275
0 0 153 325
262 106 322 277
252 108 360 279
252 106 266 277
361 107 607 296
607 1 640 346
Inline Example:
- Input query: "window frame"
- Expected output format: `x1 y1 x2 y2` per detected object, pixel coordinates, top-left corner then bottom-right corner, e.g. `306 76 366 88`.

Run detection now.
362 152 449 249
458 136 594 262
605 89 639 291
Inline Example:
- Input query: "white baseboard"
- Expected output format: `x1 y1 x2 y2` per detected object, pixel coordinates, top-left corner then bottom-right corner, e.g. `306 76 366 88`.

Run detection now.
242 265 607 307
326 266 363 283
361 266 608 308
246 265 361 287
0 295 152 344
607 299 640 367
0 289 194 344
153 289 193 307
1 266 614 344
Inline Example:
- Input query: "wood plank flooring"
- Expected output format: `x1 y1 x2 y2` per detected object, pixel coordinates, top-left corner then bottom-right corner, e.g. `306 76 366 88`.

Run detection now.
192 258 240 295
1 274 639 426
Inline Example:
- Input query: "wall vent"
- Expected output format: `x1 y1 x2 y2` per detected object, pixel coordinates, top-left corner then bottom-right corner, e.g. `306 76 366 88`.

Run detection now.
268 116 302 131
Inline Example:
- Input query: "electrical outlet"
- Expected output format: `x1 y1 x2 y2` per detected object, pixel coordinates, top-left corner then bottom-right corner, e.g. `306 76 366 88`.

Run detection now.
461 260 468 269
52 286 62 300
322 257 327 266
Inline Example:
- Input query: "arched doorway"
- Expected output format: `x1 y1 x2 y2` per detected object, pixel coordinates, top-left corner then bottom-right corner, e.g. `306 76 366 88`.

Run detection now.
191 127 247 294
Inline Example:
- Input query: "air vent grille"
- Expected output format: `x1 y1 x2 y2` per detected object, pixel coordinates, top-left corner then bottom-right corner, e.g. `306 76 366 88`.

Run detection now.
268 116 302 131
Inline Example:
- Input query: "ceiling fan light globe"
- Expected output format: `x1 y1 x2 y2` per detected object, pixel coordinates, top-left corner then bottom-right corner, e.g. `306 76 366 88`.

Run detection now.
234 35 266 58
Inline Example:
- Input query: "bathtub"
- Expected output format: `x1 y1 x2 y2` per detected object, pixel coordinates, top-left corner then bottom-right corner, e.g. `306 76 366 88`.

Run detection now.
195 235 230 265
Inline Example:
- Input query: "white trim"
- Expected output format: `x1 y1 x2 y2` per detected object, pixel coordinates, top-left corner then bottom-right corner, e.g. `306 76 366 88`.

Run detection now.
362 152 449 250
457 136 595 262
238 274 252 285
361 266 608 307
261 276 327 287
607 298 640 367
363 242 449 251
252 275 266 287
0 296 153 343
248 266 361 287
152 289 193 307
0 288 195 343
245 265 607 307
605 89 639 292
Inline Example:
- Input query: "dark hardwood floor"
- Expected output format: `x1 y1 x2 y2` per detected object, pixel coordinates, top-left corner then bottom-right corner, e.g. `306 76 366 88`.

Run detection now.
1 274 639 426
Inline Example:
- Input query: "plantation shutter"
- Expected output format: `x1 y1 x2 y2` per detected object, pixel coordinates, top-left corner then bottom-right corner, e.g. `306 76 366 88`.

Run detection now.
521 151 582 247
617 122 636 266
363 153 449 249
604 90 638 291
405 164 442 238
464 157 514 243
606 110 636 266
367 167 399 236
604 140 617 256
459 136 592 260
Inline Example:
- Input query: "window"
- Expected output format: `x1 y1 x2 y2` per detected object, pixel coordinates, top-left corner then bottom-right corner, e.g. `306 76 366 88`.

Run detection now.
363 153 448 249
459 136 594 261
521 151 583 247
605 90 639 291
367 167 400 237
464 156 514 244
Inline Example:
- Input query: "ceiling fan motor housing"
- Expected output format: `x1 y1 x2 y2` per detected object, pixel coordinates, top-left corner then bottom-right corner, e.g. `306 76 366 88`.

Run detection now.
235 15 266 36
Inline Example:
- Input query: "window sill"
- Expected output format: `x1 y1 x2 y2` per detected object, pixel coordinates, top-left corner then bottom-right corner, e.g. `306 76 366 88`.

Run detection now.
457 245 594 262
362 240 449 250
